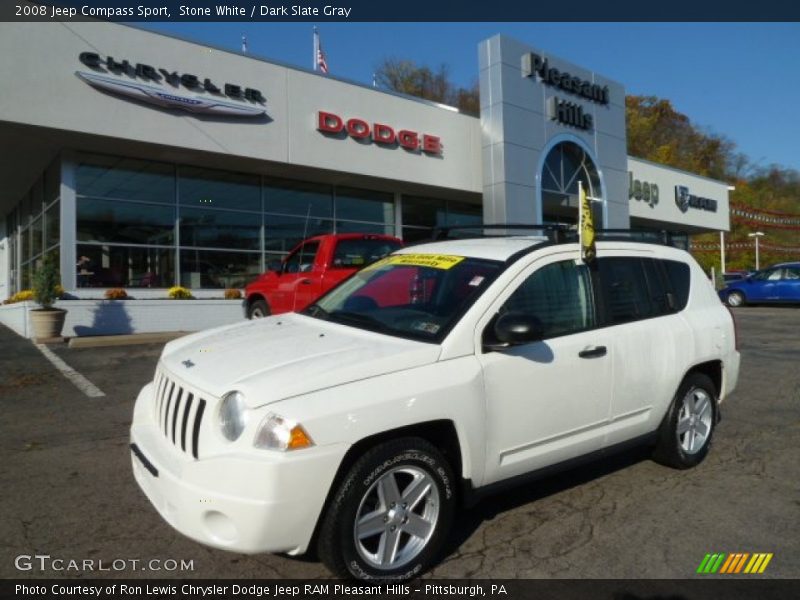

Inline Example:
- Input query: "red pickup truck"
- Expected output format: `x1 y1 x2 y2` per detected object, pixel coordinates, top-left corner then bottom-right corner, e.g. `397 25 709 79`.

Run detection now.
243 233 403 318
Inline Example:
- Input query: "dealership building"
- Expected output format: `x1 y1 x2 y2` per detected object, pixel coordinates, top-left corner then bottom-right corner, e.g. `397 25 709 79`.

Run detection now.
0 22 731 315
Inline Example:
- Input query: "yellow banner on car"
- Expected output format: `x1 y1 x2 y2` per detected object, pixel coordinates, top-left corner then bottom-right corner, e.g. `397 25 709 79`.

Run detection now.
368 254 466 270
579 181 596 263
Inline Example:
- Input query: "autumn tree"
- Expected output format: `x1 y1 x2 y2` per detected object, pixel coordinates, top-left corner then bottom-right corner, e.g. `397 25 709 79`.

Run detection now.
378 60 799 272
374 58 479 116
625 96 735 180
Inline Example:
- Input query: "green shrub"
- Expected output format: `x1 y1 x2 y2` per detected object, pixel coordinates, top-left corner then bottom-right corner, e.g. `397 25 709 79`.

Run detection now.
32 257 61 309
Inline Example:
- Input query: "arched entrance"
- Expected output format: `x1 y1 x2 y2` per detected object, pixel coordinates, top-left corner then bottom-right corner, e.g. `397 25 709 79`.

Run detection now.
540 141 603 226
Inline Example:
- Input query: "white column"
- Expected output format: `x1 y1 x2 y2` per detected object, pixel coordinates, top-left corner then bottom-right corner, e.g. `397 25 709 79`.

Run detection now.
394 192 403 239
719 231 726 273
59 151 77 291
0 215 8 301
755 237 760 270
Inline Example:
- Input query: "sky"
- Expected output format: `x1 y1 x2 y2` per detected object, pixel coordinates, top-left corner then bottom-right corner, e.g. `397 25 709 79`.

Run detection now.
142 22 800 174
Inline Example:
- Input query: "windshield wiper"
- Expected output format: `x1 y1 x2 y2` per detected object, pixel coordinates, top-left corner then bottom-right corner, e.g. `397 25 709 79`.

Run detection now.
328 310 391 333
303 303 330 320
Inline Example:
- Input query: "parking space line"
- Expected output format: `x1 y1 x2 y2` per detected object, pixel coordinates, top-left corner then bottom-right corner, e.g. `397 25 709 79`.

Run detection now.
35 343 106 398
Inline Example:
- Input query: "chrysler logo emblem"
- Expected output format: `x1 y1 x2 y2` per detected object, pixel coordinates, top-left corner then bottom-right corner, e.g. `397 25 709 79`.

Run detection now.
182 359 195 368
675 185 691 213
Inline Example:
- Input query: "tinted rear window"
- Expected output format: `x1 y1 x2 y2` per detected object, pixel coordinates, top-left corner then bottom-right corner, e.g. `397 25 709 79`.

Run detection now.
331 238 402 268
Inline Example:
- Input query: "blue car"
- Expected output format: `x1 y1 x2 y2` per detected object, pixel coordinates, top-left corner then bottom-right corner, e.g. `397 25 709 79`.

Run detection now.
719 262 800 307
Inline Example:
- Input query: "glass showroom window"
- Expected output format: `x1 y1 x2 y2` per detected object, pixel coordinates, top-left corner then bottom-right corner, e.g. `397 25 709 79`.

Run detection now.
76 155 176 288
77 155 175 204
264 179 334 257
335 187 395 236
179 167 260 212
401 195 482 242
76 244 175 288
44 200 59 251
178 167 262 287
263 213 333 257
180 249 261 289
179 207 261 251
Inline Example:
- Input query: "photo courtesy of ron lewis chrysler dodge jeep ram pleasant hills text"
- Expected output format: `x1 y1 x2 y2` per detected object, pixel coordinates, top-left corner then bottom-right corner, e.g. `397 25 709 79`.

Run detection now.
130 233 740 580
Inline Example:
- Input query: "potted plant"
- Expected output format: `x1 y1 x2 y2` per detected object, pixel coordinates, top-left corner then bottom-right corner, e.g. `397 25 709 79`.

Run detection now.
30 256 66 340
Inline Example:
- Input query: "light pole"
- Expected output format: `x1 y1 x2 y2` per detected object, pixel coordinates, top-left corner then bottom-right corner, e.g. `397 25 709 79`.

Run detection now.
748 231 765 271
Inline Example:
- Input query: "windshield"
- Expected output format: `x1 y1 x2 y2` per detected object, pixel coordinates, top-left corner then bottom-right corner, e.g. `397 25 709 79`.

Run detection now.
303 253 503 342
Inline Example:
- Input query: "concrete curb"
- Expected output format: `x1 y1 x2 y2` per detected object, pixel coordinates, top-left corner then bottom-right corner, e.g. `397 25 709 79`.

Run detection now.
68 331 189 349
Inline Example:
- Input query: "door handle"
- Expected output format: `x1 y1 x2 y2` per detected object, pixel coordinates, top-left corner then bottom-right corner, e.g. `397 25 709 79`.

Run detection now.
299 278 313 285
578 345 607 359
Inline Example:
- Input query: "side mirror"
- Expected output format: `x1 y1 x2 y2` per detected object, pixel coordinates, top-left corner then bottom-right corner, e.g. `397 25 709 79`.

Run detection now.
493 312 545 346
267 259 283 273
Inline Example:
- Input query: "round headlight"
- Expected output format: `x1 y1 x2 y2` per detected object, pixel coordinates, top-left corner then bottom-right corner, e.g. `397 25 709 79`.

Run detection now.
218 391 249 441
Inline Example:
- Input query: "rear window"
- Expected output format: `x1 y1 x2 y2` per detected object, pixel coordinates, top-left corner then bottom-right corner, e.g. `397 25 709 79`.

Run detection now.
331 238 402 268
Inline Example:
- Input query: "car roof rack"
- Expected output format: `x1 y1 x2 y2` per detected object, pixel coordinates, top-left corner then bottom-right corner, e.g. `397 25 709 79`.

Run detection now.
572 229 689 248
432 223 571 243
431 224 688 248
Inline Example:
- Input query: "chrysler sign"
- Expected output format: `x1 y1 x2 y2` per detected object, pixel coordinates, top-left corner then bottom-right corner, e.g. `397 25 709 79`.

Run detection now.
76 52 266 117
675 185 718 213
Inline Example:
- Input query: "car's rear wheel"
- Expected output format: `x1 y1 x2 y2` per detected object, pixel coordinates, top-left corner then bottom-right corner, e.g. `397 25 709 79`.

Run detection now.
317 438 456 580
247 298 270 319
653 372 717 469
726 291 745 307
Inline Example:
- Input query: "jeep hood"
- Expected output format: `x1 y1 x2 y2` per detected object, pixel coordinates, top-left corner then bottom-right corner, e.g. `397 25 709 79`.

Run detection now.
159 313 441 407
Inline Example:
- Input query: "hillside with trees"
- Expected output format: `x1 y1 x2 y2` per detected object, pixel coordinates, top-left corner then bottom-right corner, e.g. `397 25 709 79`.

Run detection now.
625 96 800 273
374 59 800 272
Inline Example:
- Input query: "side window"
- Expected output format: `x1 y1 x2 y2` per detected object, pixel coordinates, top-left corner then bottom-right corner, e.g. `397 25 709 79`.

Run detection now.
641 258 672 315
598 257 661 324
784 267 800 280
752 268 781 281
500 260 595 339
283 241 320 274
662 259 690 311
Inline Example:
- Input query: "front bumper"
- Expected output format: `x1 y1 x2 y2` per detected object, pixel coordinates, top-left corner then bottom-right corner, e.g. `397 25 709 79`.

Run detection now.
130 383 348 555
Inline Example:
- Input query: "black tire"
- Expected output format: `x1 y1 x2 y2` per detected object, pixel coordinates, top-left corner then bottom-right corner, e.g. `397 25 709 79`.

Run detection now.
653 373 718 469
247 298 270 319
726 290 745 308
317 437 457 580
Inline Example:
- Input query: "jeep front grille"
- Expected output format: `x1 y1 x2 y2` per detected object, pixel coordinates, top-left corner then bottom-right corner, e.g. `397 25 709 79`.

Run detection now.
153 371 207 459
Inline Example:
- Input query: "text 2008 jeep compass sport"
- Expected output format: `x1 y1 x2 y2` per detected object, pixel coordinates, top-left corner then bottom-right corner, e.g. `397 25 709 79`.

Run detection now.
131 232 739 579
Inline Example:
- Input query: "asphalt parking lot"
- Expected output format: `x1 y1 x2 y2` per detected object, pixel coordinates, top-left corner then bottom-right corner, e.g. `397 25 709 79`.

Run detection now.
1 307 798 580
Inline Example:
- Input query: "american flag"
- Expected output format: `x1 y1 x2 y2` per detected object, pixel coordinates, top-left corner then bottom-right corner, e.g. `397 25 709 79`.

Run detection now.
317 45 329 74
314 27 328 74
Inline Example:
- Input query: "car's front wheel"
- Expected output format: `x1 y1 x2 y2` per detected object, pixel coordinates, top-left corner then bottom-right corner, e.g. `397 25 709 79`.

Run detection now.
247 298 270 319
317 438 456 580
653 373 717 469
726 290 745 307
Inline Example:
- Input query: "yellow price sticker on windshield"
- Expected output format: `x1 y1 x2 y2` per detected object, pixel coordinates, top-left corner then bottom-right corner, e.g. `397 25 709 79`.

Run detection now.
367 254 465 270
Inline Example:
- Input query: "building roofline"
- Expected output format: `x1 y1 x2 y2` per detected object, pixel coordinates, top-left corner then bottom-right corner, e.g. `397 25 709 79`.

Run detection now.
627 155 732 187
116 21 470 117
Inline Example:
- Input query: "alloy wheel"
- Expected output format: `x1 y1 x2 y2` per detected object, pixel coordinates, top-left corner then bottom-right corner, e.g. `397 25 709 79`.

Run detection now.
676 387 714 454
353 466 440 570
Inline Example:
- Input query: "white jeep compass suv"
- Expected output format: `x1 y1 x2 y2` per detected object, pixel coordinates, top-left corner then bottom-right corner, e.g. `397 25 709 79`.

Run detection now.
130 232 740 580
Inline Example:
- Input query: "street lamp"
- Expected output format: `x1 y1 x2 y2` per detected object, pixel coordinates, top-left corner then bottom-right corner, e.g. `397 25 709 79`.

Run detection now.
748 231 765 270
